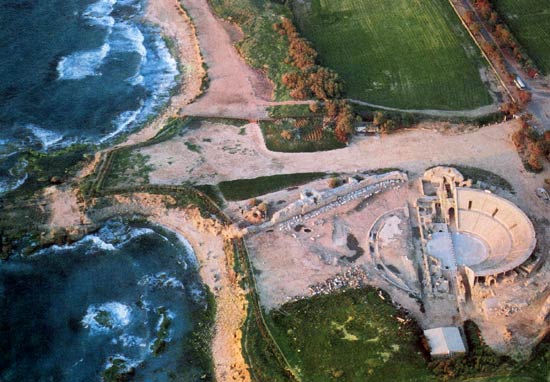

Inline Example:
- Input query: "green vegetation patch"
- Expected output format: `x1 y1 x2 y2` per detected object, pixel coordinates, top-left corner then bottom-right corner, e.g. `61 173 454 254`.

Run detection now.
9 144 91 197
151 307 172 356
102 356 135 382
260 120 346 153
185 141 202 153
292 0 492 109
266 288 433 382
218 172 327 201
194 184 225 208
267 104 318 119
494 0 550 74
102 149 154 189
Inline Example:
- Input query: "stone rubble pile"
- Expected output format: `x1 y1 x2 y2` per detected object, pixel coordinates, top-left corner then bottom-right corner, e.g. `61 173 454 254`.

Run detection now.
309 266 370 296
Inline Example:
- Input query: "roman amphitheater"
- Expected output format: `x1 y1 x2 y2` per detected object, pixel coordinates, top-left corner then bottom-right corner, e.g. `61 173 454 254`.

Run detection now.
416 167 537 295
238 166 547 353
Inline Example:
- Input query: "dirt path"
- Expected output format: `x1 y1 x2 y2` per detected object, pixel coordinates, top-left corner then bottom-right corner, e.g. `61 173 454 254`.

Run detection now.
347 98 500 118
142 119 549 220
179 0 272 120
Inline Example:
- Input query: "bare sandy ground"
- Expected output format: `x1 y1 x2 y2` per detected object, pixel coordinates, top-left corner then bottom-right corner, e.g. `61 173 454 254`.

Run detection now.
245 185 422 311
178 0 272 119
45 186 88 228
142 119 549 220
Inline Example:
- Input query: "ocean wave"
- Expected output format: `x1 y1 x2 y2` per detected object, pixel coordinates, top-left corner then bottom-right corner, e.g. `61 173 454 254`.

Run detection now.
93 221 157 248
33 234 116 256
100 29 178 142
82 302 132 334
83 0 116 28
111 22 146 57
126 72 144 86
26 124 63 149
57 43 110 80
140 33 178 102
118 334 147 348
99 105 142 143
41 0 178 148
175 233 197 269
0 172 27 194
138 272 184 290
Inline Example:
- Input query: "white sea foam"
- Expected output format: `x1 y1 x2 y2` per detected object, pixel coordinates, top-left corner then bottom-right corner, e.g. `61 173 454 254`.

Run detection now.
82 302 132 334
104 354 141 372
35 234 116 255
0 173 27 195
83 0 116 28
99 105 142 143
129 227 155 239
175 233 197 268
138 272 184 290
156 309 175 332
119 334 146 348
26 124 63 149
111 22 146 57
57 43 110 80
140 35 178 103
85 235 117 251
126 73 144 86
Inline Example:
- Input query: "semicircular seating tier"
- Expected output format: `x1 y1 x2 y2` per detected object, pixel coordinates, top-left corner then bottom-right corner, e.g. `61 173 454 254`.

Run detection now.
455 188 536 277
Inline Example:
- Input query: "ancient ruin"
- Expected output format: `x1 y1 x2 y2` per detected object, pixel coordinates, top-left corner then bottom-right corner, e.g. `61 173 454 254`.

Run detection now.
241 166 545 354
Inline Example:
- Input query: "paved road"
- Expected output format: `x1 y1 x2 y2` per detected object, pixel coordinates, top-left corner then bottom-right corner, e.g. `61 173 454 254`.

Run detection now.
460 0 550 131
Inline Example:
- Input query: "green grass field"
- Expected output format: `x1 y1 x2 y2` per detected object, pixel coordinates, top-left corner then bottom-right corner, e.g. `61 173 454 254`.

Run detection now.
292 0 493 110
218 172 327 201
266 288 434 382
494 0 550 74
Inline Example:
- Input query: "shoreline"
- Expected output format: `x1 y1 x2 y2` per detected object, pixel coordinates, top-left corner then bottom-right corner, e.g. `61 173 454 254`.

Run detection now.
117 0 205 148
149 206 251 382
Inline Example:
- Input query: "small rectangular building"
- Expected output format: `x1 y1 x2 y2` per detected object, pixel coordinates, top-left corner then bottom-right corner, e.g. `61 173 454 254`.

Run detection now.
424 326 466 357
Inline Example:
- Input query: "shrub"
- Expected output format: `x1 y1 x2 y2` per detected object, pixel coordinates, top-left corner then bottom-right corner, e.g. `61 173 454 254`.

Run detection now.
327 177 340 188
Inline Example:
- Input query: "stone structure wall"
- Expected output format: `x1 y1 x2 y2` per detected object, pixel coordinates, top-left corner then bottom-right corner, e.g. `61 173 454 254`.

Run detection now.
245 171 408 234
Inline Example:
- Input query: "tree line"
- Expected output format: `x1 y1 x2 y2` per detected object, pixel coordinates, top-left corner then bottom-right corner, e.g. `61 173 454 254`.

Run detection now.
274 18 354 144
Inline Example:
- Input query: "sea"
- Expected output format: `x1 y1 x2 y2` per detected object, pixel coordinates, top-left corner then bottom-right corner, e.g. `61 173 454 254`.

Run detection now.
0 0 179 193
0 221 211 381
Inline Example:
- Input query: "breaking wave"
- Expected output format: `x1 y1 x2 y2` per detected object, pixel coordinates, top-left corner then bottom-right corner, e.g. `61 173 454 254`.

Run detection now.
138 273 185 290
82 302 132 334
57 43 111 80
26 124 64 149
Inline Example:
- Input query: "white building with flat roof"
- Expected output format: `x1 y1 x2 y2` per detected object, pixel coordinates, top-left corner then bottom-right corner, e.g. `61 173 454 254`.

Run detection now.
424 326 466 357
